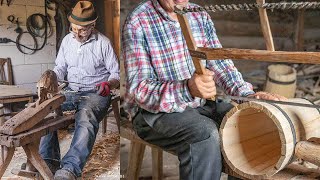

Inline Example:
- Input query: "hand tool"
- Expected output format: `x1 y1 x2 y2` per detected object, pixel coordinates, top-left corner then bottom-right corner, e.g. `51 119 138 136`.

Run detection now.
216 94 320 109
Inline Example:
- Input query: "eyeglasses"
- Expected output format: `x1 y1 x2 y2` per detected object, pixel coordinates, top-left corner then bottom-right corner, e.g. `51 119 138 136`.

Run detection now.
69 24 94 35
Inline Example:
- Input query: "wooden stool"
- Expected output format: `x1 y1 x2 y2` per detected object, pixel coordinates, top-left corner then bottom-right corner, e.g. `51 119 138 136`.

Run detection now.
101 95 121 134
0 114 74 179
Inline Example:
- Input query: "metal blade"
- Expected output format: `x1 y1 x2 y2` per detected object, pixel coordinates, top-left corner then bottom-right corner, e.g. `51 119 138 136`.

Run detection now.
216 95 320 109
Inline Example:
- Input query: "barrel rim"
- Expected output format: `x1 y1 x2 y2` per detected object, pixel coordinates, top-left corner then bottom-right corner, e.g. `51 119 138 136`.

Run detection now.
220 101 289 179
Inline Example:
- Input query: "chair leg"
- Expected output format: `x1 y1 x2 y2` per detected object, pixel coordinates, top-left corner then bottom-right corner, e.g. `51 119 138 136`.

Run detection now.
152 147 163 180
127 141 146 180
0 146 15 178
111 98 121 132
101 116 107 134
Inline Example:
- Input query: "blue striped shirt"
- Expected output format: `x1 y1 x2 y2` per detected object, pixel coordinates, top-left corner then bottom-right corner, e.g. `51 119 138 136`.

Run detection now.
54 31 120 91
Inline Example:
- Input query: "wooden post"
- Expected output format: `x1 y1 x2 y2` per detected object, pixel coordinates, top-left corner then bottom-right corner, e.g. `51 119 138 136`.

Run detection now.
126 142 146 180
104 0 121 59
0 146 15 177
295 9 305 51
256 0 275 51
152 148 163 180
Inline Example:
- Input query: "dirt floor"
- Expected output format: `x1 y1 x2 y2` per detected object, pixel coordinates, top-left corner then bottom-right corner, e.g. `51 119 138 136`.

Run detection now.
2 114 120 180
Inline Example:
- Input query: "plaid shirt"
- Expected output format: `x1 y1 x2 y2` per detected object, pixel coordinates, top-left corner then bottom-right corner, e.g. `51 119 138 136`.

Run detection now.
123 0 254 117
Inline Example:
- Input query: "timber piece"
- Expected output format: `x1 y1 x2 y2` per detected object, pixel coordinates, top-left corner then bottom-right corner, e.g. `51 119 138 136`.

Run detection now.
176 10 215 101
36 70 59 105
152 148 163 180
23 143 53 180
11 169 39 179
126 141 146 180
0 114 75 147
0 146 15 177
256 0 275 51
105 0 120 58
176 10 205 74
191 47 320 64
295 140 320 167
0 94 66 135
220 98 320 179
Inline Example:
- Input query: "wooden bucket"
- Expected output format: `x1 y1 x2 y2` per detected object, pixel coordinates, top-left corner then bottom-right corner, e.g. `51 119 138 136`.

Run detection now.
264 64 296 98
220 99 320 179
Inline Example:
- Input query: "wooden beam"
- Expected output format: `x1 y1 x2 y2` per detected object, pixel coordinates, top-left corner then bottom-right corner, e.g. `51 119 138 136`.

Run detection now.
0 95 66 135
256 0 275 51
190 47 320 64
295 9 305 51
104 0 120 58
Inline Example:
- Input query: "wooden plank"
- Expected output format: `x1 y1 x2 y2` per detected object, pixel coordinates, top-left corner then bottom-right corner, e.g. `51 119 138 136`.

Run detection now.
0 85 33 99
256 0 275 51
11 169 39 179
0 96 33 104
5 115 75 147
0 95 66 135
23 143 53 180
113 0 120 58
191 47 320 64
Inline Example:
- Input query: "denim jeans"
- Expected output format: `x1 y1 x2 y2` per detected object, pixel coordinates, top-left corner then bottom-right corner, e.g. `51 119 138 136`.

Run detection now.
133 100 234 180
39 88 111 177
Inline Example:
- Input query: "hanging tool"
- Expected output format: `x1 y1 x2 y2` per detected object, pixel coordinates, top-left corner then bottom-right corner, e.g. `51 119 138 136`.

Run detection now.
1 0 11 6
216 94 320 109
7 15 22 33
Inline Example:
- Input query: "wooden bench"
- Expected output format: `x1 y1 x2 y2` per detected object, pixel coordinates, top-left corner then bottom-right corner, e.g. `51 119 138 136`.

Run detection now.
120 120 320 180
0 114 75 180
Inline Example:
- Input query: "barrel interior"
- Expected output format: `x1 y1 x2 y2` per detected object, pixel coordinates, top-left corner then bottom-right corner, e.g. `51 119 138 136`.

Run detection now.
222 107 282 176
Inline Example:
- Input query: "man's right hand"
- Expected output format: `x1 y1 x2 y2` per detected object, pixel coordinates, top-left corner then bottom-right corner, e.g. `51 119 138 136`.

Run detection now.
187 69 216 99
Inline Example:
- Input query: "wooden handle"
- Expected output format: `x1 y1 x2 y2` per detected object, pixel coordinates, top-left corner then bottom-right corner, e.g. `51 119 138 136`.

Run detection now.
295 140 320 166
176 10 215 101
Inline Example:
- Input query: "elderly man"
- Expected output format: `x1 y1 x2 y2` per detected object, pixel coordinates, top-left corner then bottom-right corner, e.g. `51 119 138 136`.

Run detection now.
39 1 119 179
122 0 284 179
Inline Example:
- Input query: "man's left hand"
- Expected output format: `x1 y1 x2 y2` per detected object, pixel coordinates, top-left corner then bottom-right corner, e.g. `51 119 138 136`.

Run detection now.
96 82 111 97
247 91 287 101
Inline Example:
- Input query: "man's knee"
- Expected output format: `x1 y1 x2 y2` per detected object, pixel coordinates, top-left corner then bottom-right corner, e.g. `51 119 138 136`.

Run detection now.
185 120 220 145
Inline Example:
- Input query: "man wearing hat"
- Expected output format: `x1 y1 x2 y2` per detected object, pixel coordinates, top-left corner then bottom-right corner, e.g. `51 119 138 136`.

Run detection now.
38 1 120 179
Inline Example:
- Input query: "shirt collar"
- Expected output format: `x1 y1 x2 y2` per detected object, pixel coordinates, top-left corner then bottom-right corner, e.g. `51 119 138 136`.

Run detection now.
151 0 175 22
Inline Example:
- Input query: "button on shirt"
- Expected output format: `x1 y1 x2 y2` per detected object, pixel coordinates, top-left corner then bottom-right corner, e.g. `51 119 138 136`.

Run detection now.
54 31 120 91
123 0 254 117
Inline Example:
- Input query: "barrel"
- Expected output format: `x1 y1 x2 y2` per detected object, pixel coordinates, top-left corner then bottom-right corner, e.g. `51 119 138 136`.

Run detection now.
220 99 320 179
264 64 297 98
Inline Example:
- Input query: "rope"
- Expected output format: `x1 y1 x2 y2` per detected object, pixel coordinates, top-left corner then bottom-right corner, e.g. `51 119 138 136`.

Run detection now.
176 2 320 14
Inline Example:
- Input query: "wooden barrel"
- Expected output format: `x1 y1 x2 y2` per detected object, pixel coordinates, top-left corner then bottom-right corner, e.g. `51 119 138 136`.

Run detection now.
220 99 320 179
264 64 296 98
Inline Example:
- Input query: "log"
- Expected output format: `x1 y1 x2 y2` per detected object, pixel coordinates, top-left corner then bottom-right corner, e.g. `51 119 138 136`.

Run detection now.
295 140 320 167
190 47 320 64
0 94 65 135
220 98 320 179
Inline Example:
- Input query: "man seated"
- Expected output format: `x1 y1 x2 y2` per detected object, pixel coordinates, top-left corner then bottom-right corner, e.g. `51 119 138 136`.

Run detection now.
39 1 120 179
122 0 285 179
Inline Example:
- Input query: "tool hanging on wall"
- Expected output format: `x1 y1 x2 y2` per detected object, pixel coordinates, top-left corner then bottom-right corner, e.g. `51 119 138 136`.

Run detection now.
7 15 23 34
0 0 11 6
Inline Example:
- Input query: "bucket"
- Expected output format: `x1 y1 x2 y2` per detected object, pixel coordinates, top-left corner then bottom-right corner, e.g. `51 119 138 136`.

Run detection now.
220 99 320 179
264 64 296 98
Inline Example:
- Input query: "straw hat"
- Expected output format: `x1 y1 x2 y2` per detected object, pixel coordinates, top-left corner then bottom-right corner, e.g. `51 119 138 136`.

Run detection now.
68 1 98 26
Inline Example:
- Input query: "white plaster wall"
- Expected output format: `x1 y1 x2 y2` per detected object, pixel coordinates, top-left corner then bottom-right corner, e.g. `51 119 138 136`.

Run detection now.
0 0 56 93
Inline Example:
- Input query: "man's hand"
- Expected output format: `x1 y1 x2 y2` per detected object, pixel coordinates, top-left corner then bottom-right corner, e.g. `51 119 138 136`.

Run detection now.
188 69 216 99
96 82 111 97
247 91 287 101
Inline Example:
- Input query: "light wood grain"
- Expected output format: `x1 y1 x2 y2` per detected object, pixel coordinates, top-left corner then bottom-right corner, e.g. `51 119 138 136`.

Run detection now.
295 140 320 167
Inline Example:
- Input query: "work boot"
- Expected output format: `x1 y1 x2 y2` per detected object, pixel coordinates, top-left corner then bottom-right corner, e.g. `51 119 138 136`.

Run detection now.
54 169 77 180
21 159 60 174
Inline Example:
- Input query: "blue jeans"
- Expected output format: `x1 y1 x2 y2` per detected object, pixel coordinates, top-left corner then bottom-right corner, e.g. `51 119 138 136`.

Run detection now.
39 88 111 177
133 100 234 180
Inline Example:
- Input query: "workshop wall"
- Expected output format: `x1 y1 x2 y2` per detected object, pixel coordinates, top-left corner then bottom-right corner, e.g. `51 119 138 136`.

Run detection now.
0 0 56 93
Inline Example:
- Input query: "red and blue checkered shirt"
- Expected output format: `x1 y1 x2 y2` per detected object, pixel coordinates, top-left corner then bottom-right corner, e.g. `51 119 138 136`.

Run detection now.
122 0 254 117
